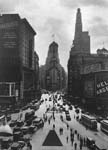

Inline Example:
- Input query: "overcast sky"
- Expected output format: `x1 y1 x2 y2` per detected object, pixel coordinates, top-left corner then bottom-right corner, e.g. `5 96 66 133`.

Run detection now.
0 0 108 71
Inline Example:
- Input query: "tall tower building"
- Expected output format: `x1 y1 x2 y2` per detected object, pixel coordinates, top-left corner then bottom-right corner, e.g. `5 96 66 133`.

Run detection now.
68 8 91 98
72 8 90 55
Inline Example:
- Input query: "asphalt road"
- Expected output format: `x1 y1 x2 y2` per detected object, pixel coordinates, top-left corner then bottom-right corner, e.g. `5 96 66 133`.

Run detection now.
11 93 108 150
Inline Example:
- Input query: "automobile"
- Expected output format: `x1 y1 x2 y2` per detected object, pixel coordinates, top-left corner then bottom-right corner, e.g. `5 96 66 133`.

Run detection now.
62 107 66 111
49 97 52 101
33 118 44 128
25 119 33 126
21 126 30 134
7 114 11 122
66 115 71 121
86 137 95 149
96 116 103 123
74 105 78 109
29 125 37 133
1 139 10 149
13 127 21 133
25 110 35 121
10 142 22 150
16 121 24 127
75 108 80 114
65 110 69 114
13 131 23 142
57 103 60 107
18 141 25 148
9 120 17 127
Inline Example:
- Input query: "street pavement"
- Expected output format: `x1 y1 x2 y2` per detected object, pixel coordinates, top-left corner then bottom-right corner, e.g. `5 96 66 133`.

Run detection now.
11 94 108 150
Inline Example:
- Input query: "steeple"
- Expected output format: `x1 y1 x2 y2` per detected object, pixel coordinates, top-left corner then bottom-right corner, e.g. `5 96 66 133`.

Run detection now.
74 8 82 41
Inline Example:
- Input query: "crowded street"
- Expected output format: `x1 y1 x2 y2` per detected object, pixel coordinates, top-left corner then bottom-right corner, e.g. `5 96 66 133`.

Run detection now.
9 93 108 150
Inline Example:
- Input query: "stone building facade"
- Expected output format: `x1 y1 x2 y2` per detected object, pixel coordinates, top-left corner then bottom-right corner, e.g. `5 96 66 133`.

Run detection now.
68 8 108 113
40 41 66 92
0 14 40 106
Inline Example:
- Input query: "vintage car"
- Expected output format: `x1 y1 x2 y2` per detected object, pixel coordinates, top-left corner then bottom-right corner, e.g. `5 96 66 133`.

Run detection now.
21 126 30 134
9 142 26 150
16 121 24 127
9 120 17 127
13 131 23 142
1 138 11 149
29 125 37 133
86 137 95 149
32 118 44 128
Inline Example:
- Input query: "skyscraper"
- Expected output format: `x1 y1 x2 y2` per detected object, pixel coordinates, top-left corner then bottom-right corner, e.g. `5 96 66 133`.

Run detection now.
72 8 90 55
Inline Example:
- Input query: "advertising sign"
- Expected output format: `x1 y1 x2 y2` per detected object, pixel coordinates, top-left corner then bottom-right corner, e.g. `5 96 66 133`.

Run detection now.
96 72 108 97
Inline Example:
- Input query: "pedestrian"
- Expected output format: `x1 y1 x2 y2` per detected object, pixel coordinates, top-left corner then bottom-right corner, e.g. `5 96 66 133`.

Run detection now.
74 142 77 150
71 137 74 146
80 143 82 150
75 130 77 134
67 124 69 130
70 128 73 133
66 136 69 143
53 124 55 130
48 118 50 125
77 133 79 140
53 116 55 121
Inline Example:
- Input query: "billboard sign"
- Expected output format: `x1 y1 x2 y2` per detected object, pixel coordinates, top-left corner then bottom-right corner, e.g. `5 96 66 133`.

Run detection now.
96 72 108 97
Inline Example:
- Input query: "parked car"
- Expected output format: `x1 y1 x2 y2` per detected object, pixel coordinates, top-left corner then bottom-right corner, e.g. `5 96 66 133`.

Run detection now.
10 142 24 150
33 118 44 128
66 114 71 121
7 114 11 122
13 131 23 142
1 139 10 149
9 120 17 127
75 108 80 114
13 127 21 133
65 110 69 114
29 125 37 133
25 110 35 121
16 121 24 127
21 126 30 134
86 137 95 149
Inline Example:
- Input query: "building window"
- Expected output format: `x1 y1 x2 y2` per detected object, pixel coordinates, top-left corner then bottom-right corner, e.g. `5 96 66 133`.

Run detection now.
0 82 15 96
29 39 33 68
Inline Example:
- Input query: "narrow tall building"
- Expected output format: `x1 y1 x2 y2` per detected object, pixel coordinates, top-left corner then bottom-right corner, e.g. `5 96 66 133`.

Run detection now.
73 8 90 54
68 8 90 98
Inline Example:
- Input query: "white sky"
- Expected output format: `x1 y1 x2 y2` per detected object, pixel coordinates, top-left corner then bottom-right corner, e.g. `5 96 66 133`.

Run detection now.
0 0 108 71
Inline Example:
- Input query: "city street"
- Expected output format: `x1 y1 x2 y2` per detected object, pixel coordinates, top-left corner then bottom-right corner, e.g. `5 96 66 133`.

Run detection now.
17 93 108 150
